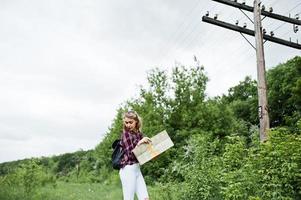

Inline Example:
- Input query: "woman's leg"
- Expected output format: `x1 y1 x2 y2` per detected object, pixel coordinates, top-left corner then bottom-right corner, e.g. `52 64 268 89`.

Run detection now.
119 165 137 200
135 165 149 200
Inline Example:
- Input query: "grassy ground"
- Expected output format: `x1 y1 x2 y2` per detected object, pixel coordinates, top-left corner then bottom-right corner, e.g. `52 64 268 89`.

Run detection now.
40 182 175 200
40 181 123 200
0 181 123 200
1 180 179 200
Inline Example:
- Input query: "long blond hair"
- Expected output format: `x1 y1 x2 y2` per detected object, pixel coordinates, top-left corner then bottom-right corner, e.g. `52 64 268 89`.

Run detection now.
123 111 142 132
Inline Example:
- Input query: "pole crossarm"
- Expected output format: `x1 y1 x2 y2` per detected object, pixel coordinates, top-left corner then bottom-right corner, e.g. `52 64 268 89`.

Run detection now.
202 16 301 50
212 0 301 25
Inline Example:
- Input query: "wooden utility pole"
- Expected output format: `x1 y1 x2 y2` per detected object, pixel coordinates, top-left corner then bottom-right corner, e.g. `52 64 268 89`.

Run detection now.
202 0 301 142
254 0 269 141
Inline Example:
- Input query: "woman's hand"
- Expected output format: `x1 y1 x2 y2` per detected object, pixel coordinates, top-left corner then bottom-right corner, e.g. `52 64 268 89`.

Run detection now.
137 137 152 146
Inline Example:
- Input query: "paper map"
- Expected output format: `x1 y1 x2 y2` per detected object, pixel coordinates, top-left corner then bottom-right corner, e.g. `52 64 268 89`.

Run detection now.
132 130 174 165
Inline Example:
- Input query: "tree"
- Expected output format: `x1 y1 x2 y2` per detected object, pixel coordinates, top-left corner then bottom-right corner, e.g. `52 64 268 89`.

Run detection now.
223 76 258 125
267 56 301 128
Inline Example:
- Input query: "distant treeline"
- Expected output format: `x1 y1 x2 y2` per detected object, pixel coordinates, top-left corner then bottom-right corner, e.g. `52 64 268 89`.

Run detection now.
1 56 300 200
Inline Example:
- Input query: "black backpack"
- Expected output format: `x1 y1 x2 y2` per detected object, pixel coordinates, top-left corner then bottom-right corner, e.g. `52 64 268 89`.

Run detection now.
111 139 124 170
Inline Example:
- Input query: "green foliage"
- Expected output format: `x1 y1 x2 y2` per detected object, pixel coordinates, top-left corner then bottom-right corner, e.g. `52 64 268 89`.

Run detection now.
0 159 56 200
179 134 223 200
220 136 257 200
223 56 301 134
149 182 182 200
169 65 208 131
55 153 80 176
223 76 258 125
267 56 301 128
256 129 301 199
220 128 301 200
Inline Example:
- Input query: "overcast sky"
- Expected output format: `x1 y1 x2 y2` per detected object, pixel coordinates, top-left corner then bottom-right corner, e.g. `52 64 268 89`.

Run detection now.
0 0 300 163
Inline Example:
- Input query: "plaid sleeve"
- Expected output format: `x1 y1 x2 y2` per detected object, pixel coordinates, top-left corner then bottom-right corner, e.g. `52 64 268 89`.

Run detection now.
121 132 136 163
121 132 131 162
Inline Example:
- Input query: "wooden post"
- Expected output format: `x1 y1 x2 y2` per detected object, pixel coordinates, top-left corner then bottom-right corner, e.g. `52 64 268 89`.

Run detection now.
253 0 270 142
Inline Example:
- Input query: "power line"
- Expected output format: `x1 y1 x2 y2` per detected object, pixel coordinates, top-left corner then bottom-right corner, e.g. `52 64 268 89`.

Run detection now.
198 1 299 68
158 0 206 65
265 2 301 29
200 1 300 83
202 0 301 142
160 1 248 66
197 1 298 60
159 0 232 66
160 0 300 76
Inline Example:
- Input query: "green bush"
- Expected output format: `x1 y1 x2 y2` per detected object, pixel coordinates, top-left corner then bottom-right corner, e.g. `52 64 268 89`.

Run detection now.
179 134 223 200
221 128 301 200
0 159 56 200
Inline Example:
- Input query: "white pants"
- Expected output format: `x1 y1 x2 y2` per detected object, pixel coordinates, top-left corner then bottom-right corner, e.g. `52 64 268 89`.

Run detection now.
119 163 149 200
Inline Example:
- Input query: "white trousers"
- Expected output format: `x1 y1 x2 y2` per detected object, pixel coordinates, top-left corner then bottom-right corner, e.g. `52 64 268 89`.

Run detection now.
119 163 149 200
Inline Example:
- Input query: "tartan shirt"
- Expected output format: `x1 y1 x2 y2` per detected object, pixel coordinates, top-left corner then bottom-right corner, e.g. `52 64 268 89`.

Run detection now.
120 131 143 168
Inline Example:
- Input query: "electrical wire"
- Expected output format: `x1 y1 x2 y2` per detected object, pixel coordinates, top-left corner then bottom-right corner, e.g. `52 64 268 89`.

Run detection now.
265 1 301 30
160 0 300 85
199 0 301 88
162 1 229 64
158 0 207 65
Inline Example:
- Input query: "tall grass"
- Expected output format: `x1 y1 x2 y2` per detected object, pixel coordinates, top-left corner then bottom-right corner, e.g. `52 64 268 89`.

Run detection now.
0 181 122 200
0 180 179 200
